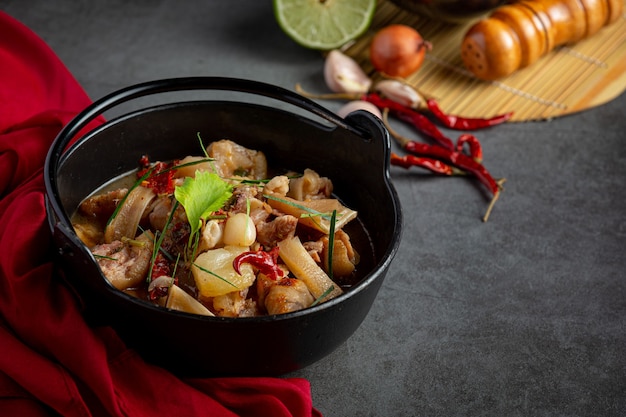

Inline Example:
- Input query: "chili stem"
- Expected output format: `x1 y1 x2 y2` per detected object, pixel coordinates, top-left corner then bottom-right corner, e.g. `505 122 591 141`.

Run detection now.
482 178 506 222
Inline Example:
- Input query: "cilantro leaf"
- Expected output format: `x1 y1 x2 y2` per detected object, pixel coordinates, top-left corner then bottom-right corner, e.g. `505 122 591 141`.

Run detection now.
174 171 232 236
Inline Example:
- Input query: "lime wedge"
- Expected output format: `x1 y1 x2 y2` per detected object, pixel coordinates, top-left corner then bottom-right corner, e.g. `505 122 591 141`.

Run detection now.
274 0 376 50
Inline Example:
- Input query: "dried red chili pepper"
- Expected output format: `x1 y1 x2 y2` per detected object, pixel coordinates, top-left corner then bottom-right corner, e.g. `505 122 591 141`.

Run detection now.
151 252 171 280
456 133 483 163
390 152 463 176
148 252 174 300
426 98 513 130
364 93 456 151
404 141 499 195
137 156 176 195
233 247 284 281
382 109 504 221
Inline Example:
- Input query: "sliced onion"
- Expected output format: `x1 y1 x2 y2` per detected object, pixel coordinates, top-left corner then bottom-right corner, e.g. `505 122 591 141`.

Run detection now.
104 185 156 243
148 275 174 293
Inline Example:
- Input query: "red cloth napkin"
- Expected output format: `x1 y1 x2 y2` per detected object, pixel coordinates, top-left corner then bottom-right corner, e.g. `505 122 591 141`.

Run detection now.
0 12 322 417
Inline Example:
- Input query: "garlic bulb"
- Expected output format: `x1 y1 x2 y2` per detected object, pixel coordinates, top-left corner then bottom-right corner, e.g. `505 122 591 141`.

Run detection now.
374 79 423 109
324 50 372 94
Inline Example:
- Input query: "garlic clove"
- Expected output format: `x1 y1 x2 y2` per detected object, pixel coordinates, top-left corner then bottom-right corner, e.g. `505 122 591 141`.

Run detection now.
374 79 423 109
324 50 372 94
337 100 382 119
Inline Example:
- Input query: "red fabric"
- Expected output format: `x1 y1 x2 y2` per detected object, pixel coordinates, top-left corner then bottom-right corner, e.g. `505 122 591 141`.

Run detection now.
0 12 321 417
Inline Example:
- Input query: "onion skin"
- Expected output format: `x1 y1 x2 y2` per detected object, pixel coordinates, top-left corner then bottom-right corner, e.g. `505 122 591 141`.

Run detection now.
369 24 431 78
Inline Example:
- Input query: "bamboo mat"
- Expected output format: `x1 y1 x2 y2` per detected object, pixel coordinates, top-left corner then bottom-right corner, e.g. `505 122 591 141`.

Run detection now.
345 1 626 122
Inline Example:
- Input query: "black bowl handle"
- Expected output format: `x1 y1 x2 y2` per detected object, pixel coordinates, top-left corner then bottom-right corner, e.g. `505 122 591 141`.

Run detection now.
48 77 370 159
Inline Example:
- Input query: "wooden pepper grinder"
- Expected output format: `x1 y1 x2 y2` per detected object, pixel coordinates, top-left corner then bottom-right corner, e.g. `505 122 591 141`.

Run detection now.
461 0 624 80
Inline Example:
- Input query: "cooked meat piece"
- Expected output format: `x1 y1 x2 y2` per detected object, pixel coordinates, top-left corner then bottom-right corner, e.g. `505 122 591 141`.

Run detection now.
147 195 174 231
256 214 298 248
78 188 128 221
207 139 267 179
104 186 156 243
287 169 333 200
264 278 314 315
302 240 324 263
264 175 289 197
212 289 250 317
198 219 224 252
92 231 154 290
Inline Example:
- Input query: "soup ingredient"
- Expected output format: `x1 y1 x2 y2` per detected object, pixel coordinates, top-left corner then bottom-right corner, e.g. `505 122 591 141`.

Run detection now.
174 170 232 246
426 98 513 130
369 24 431 77
74 139 363 317
287 168 333 200
277 235 343 302
321 229 359 278
165 284 215 316
138 157 176 195
233 247 284 281
192 246 256 298
92 231 155 290
324 49 372 94
273 0 377 50
104 186 156 243
264 278 315 315
266 195 358 235
207 139 267 179
461 0 624 80
223 213 256 247
337 100 382 119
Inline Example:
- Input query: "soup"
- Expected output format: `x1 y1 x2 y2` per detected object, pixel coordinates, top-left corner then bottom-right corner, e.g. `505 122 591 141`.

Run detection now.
71 139 374 318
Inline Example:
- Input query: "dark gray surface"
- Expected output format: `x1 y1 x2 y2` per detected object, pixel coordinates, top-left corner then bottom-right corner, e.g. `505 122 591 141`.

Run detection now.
4 1 625 416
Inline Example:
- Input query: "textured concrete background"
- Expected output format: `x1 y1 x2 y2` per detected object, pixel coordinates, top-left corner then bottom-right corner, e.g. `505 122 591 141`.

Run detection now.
4 1 625 416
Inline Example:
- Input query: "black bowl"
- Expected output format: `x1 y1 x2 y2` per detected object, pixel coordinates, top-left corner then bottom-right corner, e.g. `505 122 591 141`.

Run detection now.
390 0 508 23
44 77 402 377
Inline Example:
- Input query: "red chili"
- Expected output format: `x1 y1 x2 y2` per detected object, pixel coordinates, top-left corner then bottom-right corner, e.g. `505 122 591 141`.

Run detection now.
233 247 284 281
456 133 483 162
148 252 174 301
364 93 456 151
151 252 171 280
426 98 513 130
402 141 499 195
138 157 176 195
390 152 461 176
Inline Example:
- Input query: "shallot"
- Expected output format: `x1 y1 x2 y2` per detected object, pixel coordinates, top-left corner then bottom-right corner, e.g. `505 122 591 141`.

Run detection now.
324 49 372 94
369 24 431 78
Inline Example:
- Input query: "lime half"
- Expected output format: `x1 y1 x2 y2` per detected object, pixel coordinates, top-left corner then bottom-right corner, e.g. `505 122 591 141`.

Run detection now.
274 0 376 50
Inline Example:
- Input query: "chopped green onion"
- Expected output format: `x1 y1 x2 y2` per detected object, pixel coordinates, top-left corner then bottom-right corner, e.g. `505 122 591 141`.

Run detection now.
147 199 179 283
192 262 238 289
311 285 335 307
264 194 330 220
93 254 118 261
106 167 155 226
327 209 337 279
